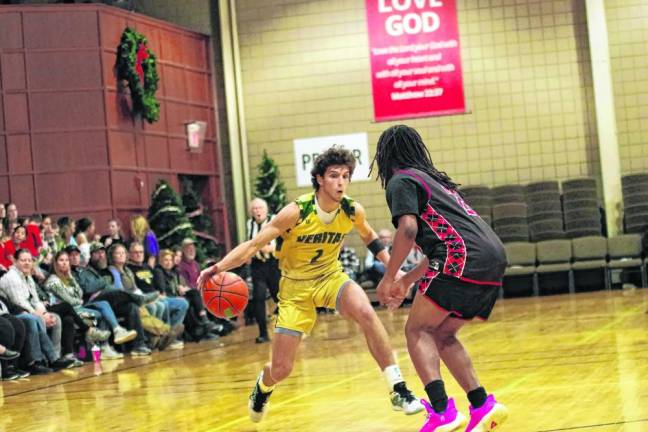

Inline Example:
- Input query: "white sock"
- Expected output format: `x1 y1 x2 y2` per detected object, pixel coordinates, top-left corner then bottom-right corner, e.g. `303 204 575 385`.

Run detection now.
258 371 275 393
383 364 404 390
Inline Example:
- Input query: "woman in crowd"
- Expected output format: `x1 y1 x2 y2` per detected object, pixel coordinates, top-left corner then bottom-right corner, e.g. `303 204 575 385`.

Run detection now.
154 249 218 342
75 217 96 266
45 250 135 358
101 219 125 248
131 215 159 268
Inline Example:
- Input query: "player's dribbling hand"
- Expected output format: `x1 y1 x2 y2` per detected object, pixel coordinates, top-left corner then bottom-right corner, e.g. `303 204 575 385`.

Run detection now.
197 264 219 289
376 276 393 307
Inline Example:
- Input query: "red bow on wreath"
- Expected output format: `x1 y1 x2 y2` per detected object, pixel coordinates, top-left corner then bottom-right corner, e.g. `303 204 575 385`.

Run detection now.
135 43 149 85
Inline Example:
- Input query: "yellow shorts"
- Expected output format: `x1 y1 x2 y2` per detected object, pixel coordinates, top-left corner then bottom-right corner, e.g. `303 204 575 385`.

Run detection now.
275 271 351 335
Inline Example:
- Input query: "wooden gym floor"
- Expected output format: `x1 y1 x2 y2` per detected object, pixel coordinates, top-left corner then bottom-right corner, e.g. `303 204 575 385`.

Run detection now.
1 289 647 432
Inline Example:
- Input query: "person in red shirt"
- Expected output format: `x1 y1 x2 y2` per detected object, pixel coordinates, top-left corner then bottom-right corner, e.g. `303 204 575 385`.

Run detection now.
24 215 43 258
3 225 29 265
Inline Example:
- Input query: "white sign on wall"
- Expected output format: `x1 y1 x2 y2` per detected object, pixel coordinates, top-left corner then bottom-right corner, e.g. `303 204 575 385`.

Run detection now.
293 133 371 187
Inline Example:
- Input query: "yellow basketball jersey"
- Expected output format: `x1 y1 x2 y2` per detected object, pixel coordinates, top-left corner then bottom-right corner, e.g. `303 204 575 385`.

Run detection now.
276 192 356 280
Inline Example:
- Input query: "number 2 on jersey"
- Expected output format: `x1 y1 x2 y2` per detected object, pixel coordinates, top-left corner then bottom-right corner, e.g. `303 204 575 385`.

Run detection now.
310 249 324 264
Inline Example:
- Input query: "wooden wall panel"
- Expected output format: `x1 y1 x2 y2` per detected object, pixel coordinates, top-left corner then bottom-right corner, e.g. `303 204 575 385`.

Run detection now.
23 11 99 49
0 13 23 50
1 53 26 91
164 101 190 136
161 65 186 100
10 175 35 213
186 70 210 105
4 94 29 132
0 4 229 247
99 13 127 51
73 171 111 209
112 170 143 207
0 177 9 203
0 96 4 132
31 91 105 131
6 135 32 174
105 90 135 131
143 135 169 169
32 131 108 172
36 173 72 211
36 171 111 213
0 137 7 173
108 131 137 167
27 51 102 90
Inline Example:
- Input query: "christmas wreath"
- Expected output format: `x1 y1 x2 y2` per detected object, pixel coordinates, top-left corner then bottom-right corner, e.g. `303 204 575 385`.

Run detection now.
115 27 160 123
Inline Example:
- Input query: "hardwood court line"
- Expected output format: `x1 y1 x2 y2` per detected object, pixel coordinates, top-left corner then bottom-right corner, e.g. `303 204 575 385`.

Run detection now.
535 418 648 431
211 352 411 432
578 302 646 345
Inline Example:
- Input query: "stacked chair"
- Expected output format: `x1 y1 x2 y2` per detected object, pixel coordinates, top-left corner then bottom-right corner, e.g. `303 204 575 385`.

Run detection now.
607 233 647 287
621 173 648 234
562 178 602 238
525 181 565 242
502 242 536 297
536 239 573 295
571 236 608 291
491 184 528 242
492 202 529 243
461 185 493 226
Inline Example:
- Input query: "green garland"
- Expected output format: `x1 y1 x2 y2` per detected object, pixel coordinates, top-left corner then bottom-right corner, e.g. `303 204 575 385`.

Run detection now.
115 27 160 123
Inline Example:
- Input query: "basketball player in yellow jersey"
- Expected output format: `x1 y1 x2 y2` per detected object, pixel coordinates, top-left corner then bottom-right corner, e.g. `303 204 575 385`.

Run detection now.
198 146 423 422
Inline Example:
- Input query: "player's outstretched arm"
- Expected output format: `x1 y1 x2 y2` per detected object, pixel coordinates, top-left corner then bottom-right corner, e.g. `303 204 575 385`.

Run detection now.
376 214 418 308
197 203 300 288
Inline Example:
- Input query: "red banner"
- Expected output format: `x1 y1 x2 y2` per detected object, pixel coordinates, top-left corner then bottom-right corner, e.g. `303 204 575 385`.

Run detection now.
365 0 465 121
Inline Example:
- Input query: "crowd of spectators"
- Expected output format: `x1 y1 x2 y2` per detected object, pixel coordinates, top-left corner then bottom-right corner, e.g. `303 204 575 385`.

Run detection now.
0 203 233 381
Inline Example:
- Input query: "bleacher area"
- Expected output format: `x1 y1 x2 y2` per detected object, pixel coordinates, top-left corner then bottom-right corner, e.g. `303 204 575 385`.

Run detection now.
459 173 648 298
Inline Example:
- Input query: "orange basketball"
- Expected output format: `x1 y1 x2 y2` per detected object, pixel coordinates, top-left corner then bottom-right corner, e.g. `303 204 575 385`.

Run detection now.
201 272 249 319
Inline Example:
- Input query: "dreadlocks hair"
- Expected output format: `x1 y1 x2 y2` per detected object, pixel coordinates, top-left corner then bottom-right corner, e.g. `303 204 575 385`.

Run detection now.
370 124 461 192
310 145 356 190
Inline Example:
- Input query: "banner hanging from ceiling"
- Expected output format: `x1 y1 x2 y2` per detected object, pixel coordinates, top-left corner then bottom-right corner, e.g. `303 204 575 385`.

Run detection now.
365 0 466 121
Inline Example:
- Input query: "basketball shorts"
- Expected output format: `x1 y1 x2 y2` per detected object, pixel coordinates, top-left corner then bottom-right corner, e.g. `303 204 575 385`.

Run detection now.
419 275 500 321
275 271 351 335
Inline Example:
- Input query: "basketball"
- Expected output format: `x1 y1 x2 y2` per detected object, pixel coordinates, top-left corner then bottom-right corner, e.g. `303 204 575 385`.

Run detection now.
201 271 249 319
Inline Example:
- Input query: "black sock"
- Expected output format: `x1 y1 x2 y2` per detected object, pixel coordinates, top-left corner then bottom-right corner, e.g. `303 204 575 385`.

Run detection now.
467 387 487 408
424 380 448 413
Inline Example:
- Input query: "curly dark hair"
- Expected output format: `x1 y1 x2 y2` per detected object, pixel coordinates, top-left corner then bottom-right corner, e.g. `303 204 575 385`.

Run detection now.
310 146 356 190
370 124 460 192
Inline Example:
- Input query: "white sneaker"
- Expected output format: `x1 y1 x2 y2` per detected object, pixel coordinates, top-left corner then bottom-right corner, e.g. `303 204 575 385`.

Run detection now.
390 382 424 415
169 340 184 350
101 344 124 360
113 326 137 345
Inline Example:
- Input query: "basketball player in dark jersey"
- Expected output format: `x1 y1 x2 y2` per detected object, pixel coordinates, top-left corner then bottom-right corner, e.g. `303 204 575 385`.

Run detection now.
371 125 509 432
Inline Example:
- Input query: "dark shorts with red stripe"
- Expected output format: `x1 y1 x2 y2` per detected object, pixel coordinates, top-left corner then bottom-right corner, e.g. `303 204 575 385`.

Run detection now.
419 275 501 321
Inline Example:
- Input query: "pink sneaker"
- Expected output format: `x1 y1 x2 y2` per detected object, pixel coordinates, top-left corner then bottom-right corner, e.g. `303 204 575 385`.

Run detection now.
420 398 467 432
465 394 508 432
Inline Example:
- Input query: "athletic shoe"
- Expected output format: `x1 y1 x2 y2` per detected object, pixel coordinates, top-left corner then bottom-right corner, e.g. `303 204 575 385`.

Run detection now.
130 345 152 357
1 366 20 381
168 340 184 350
465 394 508 432
248 374 273 423
113 326 137 345
420 398 466 432
50 358 76 371
101 344 124 360
86 327 111 344
27 362 53 375
391 382 425 415
0 348 19 361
